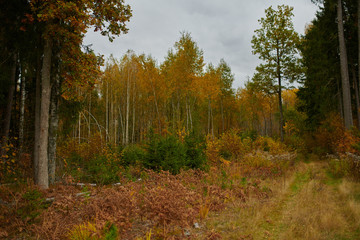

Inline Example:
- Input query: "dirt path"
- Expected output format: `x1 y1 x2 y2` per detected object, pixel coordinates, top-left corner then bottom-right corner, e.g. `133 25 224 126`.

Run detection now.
195 161 360 240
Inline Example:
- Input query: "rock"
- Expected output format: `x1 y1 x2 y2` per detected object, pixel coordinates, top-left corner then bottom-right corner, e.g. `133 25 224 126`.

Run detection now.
194 222 200 229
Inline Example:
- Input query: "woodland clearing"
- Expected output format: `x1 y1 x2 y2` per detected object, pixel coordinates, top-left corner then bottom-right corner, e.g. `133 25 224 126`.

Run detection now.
1 155 360 240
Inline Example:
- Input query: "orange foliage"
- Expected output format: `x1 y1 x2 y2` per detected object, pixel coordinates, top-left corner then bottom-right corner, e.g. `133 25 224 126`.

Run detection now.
316 113 360 154
0 168 266 239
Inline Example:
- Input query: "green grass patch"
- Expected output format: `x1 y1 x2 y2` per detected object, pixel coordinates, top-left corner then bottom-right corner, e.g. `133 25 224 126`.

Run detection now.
290 170 310 193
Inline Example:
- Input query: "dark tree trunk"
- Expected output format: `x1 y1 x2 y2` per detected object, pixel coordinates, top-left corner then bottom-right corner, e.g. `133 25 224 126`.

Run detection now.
36 38 52 189
19 64 26 155
337 0 353 129
358 0 360 128
1 54 17 148
352 67 360 128
48 74 60 185
34 50 42 184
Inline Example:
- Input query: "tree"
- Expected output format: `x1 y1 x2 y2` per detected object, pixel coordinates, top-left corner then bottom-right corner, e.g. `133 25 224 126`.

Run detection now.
336 0 353 129
299 0 360 130
161 32 204 132
198 64 221 136
251 5 301 141
27 0 132 188
217 59 235 133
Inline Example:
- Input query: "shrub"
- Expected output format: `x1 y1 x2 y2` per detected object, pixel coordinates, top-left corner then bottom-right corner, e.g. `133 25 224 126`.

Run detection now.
328 153 360 180
315 113 360 154
65 146 121 185
144 133 187 174
253 136 288 155
184 132 207 170
121 144 146 167
205 130 253 164
84 154 120 185
143 130 207 174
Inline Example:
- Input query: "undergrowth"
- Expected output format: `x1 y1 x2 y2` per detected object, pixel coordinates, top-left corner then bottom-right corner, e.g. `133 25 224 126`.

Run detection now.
0 162 279 239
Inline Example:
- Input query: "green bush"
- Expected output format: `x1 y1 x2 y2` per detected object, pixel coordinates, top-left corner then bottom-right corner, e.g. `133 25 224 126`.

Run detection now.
184 132 206 169
144 133 187 174
143 130 207 174
84 155 120 185
66 151 121 185
121 144 146 167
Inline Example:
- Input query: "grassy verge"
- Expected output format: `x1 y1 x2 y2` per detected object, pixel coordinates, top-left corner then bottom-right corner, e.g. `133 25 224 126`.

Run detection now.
196 161 360 240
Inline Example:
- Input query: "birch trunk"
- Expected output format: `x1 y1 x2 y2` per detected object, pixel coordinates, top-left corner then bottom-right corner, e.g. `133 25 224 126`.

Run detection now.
220 97 225 134
132 78 136 143
105 81 109 142
125 68 131 145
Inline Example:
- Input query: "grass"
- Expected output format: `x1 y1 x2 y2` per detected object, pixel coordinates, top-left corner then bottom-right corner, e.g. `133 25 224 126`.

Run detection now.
195 161 360 240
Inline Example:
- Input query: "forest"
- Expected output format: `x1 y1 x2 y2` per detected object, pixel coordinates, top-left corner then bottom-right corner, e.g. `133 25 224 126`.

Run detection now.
1 0 360 239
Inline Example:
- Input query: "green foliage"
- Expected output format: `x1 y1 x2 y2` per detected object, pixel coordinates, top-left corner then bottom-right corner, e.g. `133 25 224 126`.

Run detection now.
251 5 302 85
66 149 121 185
103 222 118 240
17 189 50 223
184 132 207 169
143 130 207 174
144 133 187 174
297 0 345 129
83 154 120 185
218 59 235 94
121 144 146 167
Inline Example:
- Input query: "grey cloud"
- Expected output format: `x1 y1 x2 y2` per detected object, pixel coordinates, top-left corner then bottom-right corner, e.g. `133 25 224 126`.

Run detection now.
84 0 318 88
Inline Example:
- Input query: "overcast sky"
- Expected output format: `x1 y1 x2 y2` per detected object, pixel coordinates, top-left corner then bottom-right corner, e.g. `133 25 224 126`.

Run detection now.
84 0 319 88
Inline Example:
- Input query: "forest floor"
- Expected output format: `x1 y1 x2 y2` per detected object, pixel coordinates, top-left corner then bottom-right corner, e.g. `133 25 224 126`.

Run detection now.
1 158 360 239
192 160 360 240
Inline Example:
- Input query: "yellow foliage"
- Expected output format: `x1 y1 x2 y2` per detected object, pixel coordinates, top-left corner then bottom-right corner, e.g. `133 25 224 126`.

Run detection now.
67 221 99 240
253 136 288 155
199 198 211 220
205 135 221 164
242 151 273 168
282 89 298 107
220 157 231 166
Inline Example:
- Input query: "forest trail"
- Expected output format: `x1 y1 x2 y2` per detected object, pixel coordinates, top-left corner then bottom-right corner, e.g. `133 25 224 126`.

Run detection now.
195 161 360 240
